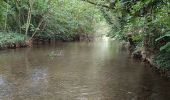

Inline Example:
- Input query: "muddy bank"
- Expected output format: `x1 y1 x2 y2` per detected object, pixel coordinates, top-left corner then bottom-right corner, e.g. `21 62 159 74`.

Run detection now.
141 52 170 78
0 34 95 50
32 35 94 45
0 41 28 50
120 41 170 78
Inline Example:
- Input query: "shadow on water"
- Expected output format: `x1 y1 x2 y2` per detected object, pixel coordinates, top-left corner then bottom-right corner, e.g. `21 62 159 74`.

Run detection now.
0 39 170 100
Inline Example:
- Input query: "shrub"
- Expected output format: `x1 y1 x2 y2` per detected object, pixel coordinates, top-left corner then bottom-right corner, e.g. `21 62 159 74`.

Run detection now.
0 32 26 48
154 52 170 69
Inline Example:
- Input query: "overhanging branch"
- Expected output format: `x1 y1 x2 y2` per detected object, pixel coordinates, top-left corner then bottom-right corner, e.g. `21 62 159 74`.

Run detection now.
81 0 114 9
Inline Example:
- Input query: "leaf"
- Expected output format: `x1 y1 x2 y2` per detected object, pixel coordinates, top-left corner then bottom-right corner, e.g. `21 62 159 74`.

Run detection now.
160 42 170 52
155 31 170 41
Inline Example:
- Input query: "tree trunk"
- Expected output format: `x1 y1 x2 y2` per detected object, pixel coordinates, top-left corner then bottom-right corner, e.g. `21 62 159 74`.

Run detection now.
4 0 9 31
25 8 32 36
25 0 35 36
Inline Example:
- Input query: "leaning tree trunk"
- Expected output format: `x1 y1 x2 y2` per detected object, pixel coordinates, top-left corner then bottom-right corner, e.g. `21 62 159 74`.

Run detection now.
25 0 35 36
4 0 9 31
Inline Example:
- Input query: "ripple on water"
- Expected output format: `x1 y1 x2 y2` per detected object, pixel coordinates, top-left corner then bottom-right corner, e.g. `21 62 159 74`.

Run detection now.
0 41 170 100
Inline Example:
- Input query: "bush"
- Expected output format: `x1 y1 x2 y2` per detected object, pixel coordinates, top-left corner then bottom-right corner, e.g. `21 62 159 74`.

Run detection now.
0 32 26 48
154 52 170 70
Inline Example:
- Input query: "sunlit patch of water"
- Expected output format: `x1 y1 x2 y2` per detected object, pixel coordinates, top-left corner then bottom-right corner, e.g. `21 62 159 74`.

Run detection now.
0 75 5 85
0 40 170 99
102 36 109 42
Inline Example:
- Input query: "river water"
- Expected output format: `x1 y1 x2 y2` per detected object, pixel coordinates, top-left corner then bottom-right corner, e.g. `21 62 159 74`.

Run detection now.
0 39 170 100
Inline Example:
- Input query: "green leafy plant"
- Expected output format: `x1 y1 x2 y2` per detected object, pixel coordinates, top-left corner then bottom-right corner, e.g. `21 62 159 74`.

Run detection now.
156 31 170 52
0 32 26 48
154 52 170 69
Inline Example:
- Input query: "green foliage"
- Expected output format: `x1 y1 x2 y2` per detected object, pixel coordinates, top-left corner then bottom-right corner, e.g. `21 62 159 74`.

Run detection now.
154 52 170 69
160 42 170 52
0 0 103 41
0 32 26 48
132 33 143 44
90 0 170 70
96 0 170 53
156 31 170 41
42 0 102 40
156 31 170 52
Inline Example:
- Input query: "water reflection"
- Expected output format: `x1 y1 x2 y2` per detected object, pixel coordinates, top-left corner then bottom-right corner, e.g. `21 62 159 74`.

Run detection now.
0 75 11 99
0 40 170 100
0 75 5 85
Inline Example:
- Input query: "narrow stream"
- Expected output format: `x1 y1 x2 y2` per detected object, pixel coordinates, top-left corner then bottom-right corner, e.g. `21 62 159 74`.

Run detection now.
0 39 170 100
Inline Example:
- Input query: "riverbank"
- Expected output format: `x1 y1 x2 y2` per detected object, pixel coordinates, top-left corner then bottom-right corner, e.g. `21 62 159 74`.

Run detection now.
0 32 28 49
143 52 170 78
120 40 170 78
0 32 95 50
132 46 170 78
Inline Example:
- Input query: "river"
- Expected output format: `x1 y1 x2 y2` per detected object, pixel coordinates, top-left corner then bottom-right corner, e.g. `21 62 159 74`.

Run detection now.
0 39 170 100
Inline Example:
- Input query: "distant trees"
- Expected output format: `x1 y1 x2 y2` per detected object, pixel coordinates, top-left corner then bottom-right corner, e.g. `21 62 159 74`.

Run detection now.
83 0 170 51
0 0 103 41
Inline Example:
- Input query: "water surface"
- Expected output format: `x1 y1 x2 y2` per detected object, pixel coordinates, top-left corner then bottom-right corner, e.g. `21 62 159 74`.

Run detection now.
0 40 170 100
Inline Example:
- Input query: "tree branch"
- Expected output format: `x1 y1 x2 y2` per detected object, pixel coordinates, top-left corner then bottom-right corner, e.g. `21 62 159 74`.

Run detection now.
81 0 114 9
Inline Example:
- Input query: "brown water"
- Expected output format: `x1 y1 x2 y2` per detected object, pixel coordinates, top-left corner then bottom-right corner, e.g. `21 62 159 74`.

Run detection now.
0 40 170 100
